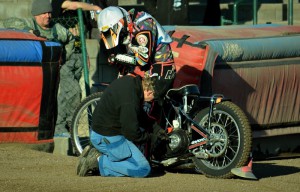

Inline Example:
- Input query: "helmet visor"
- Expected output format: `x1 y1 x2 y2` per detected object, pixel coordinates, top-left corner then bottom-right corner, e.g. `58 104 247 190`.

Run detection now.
100 22 121 49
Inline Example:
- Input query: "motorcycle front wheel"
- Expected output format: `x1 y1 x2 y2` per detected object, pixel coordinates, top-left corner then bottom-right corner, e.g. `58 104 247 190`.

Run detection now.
192 101 252 179
70 92 102 156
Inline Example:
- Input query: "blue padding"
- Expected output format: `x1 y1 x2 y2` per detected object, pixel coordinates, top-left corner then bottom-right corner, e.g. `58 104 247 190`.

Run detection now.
203 35 300 62
45 41 61 47
0 40 42 62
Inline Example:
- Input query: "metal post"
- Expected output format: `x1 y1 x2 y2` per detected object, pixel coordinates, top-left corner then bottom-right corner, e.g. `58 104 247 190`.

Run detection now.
253 0 257 25
77 8 90 97
233 1 238 25
221 16 225 26
288 0 294 25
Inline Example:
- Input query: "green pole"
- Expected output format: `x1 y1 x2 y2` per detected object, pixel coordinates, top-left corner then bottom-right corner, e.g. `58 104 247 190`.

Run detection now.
233 1 238 25
233 0 244 25
221 16 225 26
77 8 90 97
288 0 293 25
253 0 257 25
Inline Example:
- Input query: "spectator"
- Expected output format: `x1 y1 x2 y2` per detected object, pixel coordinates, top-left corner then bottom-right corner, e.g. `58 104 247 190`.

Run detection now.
51 0 103 37
50 0 102 138
0 0 100 138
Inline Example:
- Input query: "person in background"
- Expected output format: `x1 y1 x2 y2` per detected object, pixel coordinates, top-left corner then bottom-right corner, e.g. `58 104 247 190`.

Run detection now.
0 0 74 138
51 0 103 37
77 74 168 177
52 0 102 18
1 0 75 60
0 0 102 138
50 0 102 138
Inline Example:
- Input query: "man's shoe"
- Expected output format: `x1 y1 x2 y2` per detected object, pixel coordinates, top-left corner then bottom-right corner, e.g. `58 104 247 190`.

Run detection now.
76 145 91 175
78 148 101 177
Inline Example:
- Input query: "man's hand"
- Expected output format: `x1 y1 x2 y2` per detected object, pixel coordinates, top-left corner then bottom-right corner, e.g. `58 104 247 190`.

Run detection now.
151 123 169 154
156 129 169 141
153 124 168 141
69 26 79 36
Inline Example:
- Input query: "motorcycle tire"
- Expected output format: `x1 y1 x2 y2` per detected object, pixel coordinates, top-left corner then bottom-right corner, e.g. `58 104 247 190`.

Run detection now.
70 92 102 156
192 101 252 179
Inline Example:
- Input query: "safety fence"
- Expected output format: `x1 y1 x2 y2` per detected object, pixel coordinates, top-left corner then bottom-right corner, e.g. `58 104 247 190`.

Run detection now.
52 11 91 101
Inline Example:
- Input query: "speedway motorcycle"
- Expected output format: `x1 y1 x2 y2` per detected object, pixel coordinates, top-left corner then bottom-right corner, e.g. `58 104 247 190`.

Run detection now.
70 79 252 179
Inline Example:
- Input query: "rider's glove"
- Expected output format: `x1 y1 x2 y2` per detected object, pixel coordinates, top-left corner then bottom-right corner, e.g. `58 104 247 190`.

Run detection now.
115 54 136 66
108 54 136 66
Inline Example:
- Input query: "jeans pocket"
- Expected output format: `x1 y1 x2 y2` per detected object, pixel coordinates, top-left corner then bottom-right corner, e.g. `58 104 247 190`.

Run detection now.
106 137 132 162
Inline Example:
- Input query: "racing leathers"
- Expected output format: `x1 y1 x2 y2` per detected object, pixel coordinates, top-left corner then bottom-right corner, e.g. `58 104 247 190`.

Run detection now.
112 10 176 100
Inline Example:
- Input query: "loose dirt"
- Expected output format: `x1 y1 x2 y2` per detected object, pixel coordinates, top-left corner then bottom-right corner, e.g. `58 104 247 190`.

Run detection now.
0 143 299 192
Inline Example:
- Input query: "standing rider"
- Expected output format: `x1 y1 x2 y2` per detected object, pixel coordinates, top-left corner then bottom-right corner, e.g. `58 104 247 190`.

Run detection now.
97 6 176 102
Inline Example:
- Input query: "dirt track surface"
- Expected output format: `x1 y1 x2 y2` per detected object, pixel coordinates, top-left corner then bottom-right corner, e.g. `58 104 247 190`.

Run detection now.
0 143 299 192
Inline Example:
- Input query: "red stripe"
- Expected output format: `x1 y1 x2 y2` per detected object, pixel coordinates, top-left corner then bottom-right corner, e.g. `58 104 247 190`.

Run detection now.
0 132 53 144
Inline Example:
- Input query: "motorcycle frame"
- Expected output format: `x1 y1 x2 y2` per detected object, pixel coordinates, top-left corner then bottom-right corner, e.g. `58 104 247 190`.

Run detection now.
164 93 226 150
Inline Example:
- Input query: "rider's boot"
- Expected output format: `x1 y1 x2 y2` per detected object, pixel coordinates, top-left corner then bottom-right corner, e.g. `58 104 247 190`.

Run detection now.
78 147 101 177
76 145 91 175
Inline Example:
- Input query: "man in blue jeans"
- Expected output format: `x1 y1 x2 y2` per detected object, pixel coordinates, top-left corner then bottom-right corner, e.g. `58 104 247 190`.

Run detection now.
77 74 168 177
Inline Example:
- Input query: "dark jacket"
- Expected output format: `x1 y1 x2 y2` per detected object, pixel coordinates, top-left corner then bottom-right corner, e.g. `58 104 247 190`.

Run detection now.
92 75 150 143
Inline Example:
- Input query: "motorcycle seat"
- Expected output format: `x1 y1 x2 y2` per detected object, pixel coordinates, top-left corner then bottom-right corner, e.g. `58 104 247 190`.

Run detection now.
166 84 200 101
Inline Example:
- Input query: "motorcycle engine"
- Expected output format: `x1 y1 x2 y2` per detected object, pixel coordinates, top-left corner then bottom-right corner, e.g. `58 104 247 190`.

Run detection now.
167 129 189 157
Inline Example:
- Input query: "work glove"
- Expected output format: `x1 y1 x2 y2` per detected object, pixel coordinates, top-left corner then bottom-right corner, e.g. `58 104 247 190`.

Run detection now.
150 123 169 158
152 123 169 141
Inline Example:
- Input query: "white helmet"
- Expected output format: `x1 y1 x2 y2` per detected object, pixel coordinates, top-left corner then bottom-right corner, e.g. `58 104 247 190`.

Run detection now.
97 6 132 49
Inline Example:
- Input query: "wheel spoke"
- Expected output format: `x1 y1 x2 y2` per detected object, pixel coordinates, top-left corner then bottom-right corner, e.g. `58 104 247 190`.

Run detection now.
197 107 242 169
227 145 238 155
192 101 251 178
71 93 102 155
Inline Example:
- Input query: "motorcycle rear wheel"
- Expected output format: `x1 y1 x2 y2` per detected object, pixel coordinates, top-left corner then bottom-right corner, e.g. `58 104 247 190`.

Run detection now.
70 92 102 156
192 101 252 178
